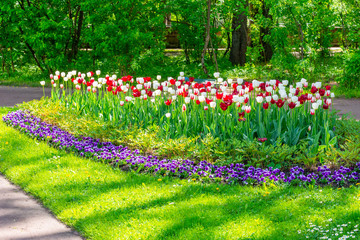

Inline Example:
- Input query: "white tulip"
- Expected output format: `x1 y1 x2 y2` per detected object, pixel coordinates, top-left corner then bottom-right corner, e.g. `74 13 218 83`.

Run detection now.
40 81 45 86
256 96 264 103
312 102 319 110
156 75 161 80
180 72 184 77
165 113 171 118
210 102 216 108
214 72 220 78
96 70 101 76
282 80 289 86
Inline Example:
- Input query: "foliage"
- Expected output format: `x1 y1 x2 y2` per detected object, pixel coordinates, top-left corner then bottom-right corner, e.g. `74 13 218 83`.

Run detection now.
342 50 360 89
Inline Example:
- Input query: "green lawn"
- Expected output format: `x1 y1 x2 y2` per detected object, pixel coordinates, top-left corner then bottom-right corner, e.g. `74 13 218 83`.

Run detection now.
0 107 359 240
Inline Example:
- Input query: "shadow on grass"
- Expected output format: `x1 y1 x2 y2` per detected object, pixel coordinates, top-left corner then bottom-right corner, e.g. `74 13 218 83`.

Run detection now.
1 120 360 240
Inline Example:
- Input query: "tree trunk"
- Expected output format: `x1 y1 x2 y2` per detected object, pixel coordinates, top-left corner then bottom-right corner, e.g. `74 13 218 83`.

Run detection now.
201 0 211 75
259 0 273 62
230 5 248 66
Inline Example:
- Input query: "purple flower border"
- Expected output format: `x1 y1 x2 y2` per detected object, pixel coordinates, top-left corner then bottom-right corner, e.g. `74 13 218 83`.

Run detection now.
2 110 360 186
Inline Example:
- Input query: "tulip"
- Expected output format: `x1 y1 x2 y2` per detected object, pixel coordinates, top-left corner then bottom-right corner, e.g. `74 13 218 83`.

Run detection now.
214 72 220 78
256 96 264 103
244 106 251 113
120 101 124 106
218 78 223 83
310 109 315 115
312 103 319 110
40 81 45 86
282 80 289 86
263 102 269 110
210 102 216 108
204 106 209 110
55 70 60 76
165 113 171 118
60 84 64 89
96 70 101 76
165 99 172 105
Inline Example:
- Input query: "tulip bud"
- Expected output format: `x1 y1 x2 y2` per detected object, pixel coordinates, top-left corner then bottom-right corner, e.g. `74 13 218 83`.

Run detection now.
204 106 209 110
40 81 45 86
310 109 315 115
53 83 56 87
60 84 64 89
120 101 124 106
50 74 53 79
182 104 186 112
87 86 91 92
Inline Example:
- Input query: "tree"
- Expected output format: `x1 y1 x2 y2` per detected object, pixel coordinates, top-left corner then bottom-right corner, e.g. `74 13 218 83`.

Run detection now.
230 1 248 66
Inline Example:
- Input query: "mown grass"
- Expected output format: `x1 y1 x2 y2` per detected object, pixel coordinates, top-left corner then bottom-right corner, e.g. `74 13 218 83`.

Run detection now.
0 108 360 240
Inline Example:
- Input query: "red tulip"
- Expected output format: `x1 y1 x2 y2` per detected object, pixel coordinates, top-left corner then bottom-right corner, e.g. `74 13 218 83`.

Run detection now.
220 102 228 111
263 102 269 110
288 102 296 109
165 99 172 105
311 86 318 94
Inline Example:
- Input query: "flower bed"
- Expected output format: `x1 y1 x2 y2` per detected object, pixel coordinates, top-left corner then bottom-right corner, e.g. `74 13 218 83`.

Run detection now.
3 110 359 186
43 71 337 149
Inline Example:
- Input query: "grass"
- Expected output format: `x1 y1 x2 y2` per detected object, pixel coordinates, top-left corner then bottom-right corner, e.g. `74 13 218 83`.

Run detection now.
0 107 360 240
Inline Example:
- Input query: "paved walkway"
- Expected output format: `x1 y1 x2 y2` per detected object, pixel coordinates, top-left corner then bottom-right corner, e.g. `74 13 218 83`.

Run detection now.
0 85 359 240
0 176 83 240
0 86 82 239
